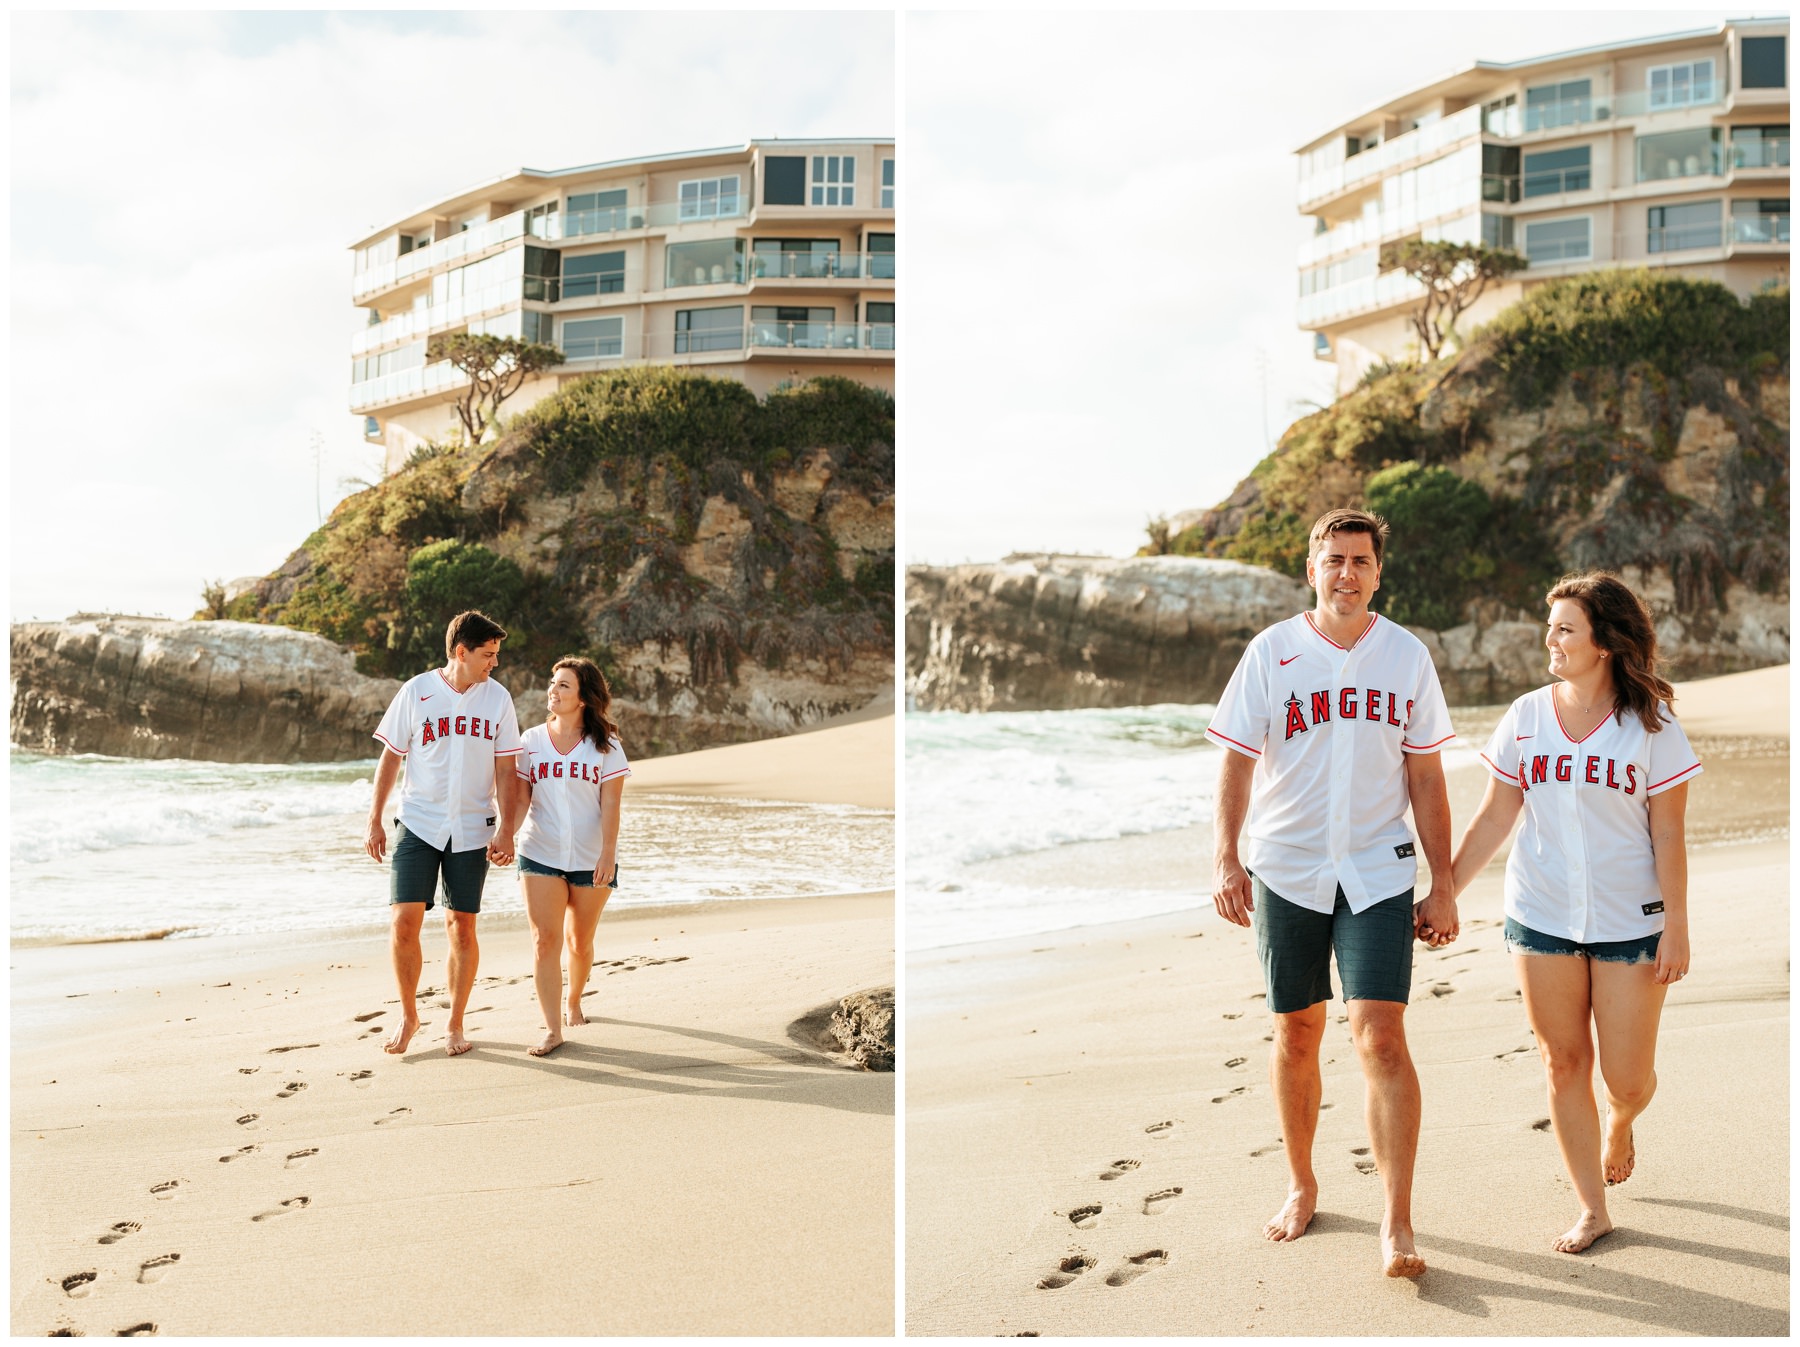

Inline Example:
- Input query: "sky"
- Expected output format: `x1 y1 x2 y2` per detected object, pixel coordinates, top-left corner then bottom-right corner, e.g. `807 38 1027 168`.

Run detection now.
9 10 895 621
905 8 1754 566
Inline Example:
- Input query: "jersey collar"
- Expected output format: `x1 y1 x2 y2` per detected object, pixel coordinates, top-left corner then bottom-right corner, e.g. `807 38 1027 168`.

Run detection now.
1304 611 1378 652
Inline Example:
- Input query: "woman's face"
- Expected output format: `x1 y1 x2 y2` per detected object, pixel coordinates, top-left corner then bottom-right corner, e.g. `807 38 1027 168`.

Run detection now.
1545 598 1607 683
546 668 581 716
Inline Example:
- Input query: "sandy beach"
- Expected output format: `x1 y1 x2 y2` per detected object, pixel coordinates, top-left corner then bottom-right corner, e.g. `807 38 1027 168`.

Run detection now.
12 717 895 1337
905 670 1788 1335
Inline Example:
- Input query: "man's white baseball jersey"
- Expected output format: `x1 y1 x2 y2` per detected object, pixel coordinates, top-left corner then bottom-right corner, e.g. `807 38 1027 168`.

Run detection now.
515 723 631 871
1206 612 1454 914
374 669 523 852
1480 686 1702 943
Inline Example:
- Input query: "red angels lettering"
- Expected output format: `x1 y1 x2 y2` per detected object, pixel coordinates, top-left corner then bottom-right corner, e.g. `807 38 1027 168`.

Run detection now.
1284 693 1308 741
1310 691 1332 726
437 717 451 739
420 720 437 746
553 761 564 778
1385 692 1401 727
1584 756 1601 784
454 715 468 736
537 763 550 781
1555 755 1573 782
1405 698 1414 724
1624 764 1638 794
1339 688 1358 719
484 719 494 740
1606 759 1621 790
1365 688 1382 722
1531 755 1550 784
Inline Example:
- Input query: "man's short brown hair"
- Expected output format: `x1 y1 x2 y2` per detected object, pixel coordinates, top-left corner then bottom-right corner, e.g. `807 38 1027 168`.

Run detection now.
445 610 507 659
1309 508 1390 567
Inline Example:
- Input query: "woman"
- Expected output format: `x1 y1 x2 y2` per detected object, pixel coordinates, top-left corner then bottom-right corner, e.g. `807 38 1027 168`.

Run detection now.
1447 572 1700 1254
514 657 630 1057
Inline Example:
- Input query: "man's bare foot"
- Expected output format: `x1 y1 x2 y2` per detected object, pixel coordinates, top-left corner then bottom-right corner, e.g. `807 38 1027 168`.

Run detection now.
382 1017 419 1054
1553 1210 1613 1253
564 1003 588 1027
1263 1189 1316 1241
1382 1226 1426 1278
527 1031 563 1058
445 1030 473 1057
1603 1121 1635 1185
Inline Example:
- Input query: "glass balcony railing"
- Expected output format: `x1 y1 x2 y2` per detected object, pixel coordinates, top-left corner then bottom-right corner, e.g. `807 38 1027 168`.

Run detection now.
1647 223 1724 253
1730 211 1790 244
1525 235 1594 263
348 358 466 412
748 250 894 280
1513 83 1727 136
1481 167 1594 202
1732 137 1791 169
565 196 748 239
352 209 530 299
1297 104 1482 205
748 320 893 351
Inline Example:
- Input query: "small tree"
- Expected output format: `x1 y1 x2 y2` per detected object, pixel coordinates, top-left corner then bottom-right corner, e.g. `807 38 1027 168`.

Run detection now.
426 333 564 445
1143 515 1172 556
1379 240 1527 363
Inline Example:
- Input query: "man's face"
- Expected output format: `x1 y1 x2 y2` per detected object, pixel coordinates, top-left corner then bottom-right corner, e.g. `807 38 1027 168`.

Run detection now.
1306 529 1381 618
453 639 502 683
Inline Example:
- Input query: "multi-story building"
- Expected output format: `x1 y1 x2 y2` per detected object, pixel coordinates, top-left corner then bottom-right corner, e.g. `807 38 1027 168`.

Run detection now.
1297 20 1788 393
350 138 895 471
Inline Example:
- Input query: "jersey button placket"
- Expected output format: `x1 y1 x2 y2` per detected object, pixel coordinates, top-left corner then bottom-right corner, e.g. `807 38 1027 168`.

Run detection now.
1561 781 1590 942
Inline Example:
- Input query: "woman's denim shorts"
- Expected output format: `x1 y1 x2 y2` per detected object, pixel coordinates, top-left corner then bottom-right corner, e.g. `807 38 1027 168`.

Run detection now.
1503 916 1659 964
518 855 618 889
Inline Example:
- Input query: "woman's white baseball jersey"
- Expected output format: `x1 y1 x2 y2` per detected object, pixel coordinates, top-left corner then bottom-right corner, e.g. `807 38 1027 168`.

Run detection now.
514 723 631 871
1206 612 1454 914
373 669 523 852
1480 685 1702 943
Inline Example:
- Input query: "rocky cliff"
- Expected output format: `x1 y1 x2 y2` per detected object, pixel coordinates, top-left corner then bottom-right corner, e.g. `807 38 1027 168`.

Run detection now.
11 617 400 761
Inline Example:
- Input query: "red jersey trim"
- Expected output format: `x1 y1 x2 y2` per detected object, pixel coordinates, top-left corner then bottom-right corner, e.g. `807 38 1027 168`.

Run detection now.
1303 611 1378 651
434 670 464 696
1646 761 1703 794
373 731 408 756
597 767 631 782
1401 732 1456 752
1207 728 1263 758
1550 695 1611 745
495 746 524 757
1478 751 1523 786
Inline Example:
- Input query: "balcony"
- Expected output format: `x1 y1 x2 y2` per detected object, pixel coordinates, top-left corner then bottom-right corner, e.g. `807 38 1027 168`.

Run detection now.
348 358 466 413
749 319 892 351
550 323 896 363
353 210 530 300
1732 136 1791 170
1297 104 1482 207
1481 165 1594 203
1730 210 1791 245
565 195 747 240
1503 83 1729 140
751 250 893 281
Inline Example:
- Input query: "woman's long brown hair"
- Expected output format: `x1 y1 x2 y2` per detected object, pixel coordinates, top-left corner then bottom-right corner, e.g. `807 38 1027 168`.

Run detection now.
553 656 620 751
1546 572 1675 733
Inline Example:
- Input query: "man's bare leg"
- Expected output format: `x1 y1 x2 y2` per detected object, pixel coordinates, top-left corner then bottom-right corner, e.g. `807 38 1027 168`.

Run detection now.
443 910 479 1056
1266 1002 1327 1241
1346 999 1425 1276
385 904 426 1054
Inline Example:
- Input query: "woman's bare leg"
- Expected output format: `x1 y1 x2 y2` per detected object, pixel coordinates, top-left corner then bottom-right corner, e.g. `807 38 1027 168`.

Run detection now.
563 882 612 1026
1589 958 1669 1187
523 875 572 1055
1515 952 1611 1253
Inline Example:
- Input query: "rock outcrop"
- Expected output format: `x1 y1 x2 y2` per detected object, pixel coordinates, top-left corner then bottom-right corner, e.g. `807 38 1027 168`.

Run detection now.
11 617 401 761
787 986 895 1071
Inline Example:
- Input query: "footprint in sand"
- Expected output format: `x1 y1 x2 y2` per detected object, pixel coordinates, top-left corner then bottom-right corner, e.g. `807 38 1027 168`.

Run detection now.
1353 1150 1377 1175
265 1044 319 1054
150 1181 182 1201
349 1071 374 1087
60 1271 98 1298
1249 1143 1281 1158
117 1323 157 1336
274 1082 307 1099
236 1114 259 1129
353 1011 385 1023
1097 1159 1140 1181
1222 1012 1243 1020
1144 1120 1175 1138
1104 1250 1169 1287
374 1107 412 1126
285 1149 318 1169
1037 1255 1095 1289
236 1068 259 1075
1211 1087 1248 1104
1531 1118 1553 1132
1225 1057 1247 1068
1495 1045 1533 1062
250 1197 310 1222
1426 982 1455 998
136 1255 179 1286
98 1221 141 1245
1142 1187 1183 1215
219 1145 260 1164
1066 1204 1101 1229
47 1327 80 1337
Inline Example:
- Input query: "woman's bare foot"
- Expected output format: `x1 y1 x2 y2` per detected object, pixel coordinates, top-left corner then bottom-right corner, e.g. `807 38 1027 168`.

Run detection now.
1553 1210 1613 1253
527 1030 563 1058
1381 1224 1426 1278
1263 1188 1316 1241
1603 1121 1635 1185
565 1002 588 1027
382 1016 419 1054
445 1030 473 1057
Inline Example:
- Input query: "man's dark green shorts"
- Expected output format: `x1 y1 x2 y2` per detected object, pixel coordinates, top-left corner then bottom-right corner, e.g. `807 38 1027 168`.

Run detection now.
1251 875 1414 1013
390 823 489 913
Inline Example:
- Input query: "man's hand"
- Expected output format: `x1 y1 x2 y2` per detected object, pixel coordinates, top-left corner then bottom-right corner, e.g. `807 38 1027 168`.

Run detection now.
1413 887 1459 947
487 830 516 866
365 817 387 864
1213 856 1255 927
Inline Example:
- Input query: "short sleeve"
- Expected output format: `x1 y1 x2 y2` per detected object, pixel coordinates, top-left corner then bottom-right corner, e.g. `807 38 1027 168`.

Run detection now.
1479 700 1524 787
1205 638 1272 759
1400 654 1455 753
374 685 412 756
514 735 537 783
1645 710 1703 796
599 738 631 782
494 694 524 757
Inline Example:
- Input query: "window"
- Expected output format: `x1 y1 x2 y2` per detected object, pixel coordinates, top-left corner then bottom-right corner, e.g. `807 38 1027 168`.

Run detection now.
565 250 625 297
865 301 894 350
752 238 840 278
880 158 895 209
810 155 855 206
763 156 806 206
1483 144 1520 202
1648 199 1722 252
521 310 552 345
561 315 623 359
364 417 382 439
674 306 742 353
525 202 558 240
1637 128 1722 181
567 189 630 234
1482 214 1515 250
1740 36 1786 89
1731 197 1790 243
1523 146 1591 197
1313 332 1332 359
1525 78 1591 131
752 305 838 348
667 239 743 288
1483 94 1520 137
868 232 894 281
1648 59 1714 109
677 175 741 222
522 245 560 303
1523 217 1590 263
1731 124 1791 169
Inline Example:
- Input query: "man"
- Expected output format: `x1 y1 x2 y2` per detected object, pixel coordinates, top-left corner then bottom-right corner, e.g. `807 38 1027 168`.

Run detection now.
365 610 523 1057
1207 508 1456 1278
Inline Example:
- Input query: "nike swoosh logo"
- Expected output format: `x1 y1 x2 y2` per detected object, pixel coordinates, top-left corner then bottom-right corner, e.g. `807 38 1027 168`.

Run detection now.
1279 654 1301 666
1516 734 1533 740
420 695 433 702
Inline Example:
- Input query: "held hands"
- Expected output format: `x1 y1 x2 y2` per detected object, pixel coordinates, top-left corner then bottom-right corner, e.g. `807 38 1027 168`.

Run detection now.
487 830 516 865
364 817 387 864
1652 925 1690 985
1413 887 1459 948
1212 857 1255 928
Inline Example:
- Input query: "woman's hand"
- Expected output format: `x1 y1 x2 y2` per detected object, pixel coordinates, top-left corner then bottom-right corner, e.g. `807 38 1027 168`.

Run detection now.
1653 924 1690 985
594 855 616 891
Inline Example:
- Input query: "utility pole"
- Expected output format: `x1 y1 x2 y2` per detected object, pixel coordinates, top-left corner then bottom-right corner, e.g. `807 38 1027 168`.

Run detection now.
311 430 324 525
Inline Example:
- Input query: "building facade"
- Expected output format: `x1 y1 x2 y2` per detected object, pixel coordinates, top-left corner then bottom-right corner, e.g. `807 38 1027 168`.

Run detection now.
350 139 895 472
1297 20 1788 393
